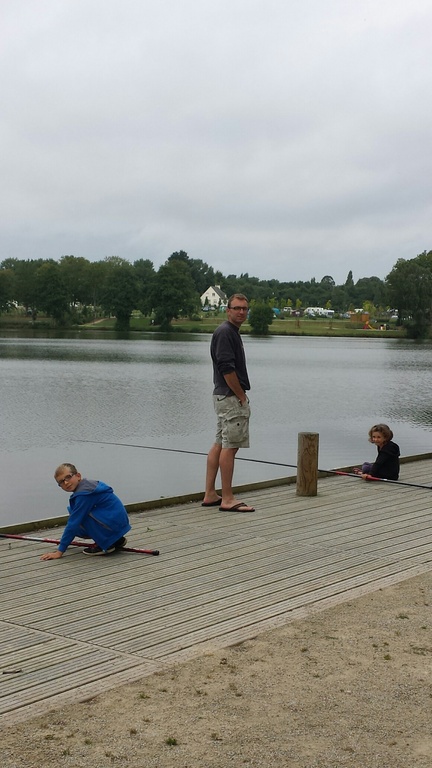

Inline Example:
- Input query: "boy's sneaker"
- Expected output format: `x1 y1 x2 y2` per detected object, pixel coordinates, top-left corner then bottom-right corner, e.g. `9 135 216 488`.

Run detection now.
114 536 127 550
82 544 116 556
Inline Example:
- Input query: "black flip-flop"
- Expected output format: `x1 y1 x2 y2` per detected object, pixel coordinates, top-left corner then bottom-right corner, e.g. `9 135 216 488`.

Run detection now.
201 498 222 507
219 502 255 513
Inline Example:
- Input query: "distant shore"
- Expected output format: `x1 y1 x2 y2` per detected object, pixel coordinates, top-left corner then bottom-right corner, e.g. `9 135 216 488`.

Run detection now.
0 314 406 339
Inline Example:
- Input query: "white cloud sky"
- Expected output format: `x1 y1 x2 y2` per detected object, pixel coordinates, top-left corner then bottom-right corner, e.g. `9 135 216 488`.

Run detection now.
1 0 431 283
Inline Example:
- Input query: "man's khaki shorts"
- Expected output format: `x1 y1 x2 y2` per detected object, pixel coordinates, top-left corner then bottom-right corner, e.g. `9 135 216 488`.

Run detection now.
213 394 251 449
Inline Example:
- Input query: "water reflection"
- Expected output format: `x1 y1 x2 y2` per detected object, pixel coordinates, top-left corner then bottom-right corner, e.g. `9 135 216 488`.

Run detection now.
1 333 432 526
0 335 206 363
385 343 432 428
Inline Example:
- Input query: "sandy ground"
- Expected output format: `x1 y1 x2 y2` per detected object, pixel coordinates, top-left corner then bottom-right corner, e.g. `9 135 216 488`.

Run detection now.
2 570 431 768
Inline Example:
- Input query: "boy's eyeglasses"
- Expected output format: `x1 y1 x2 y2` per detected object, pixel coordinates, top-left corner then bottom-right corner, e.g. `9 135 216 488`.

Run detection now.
57 472 76 487
229 306 248 311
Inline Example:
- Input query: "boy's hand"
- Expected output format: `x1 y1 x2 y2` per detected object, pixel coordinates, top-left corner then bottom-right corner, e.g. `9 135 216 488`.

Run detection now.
40 550 63 560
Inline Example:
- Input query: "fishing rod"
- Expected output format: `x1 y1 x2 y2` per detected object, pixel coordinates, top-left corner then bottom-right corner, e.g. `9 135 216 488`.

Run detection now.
326 469 432 491
0 533 159 555
73 440 432 491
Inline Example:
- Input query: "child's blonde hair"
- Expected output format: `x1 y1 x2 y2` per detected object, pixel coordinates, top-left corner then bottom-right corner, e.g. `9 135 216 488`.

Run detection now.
368 424 393 443
54 463 78 479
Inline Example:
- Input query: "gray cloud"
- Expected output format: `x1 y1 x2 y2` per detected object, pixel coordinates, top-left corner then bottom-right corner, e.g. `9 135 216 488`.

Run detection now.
1 0 431 284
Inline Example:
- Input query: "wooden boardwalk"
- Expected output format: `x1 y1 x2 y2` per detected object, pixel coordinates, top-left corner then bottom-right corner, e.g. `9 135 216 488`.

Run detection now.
1 460 432 726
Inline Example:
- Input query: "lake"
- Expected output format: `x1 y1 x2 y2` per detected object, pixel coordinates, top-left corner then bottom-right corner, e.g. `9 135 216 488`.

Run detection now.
1 331 432 526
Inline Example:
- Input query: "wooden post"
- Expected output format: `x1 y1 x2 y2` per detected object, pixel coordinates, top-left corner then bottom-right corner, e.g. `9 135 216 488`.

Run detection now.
296 432 319 496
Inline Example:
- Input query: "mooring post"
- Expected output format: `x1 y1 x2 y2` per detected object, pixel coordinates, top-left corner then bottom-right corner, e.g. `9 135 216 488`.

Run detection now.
296 432 319 496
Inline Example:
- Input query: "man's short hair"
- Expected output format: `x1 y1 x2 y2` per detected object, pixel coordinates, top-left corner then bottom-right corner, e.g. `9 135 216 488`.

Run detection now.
227 293 248 308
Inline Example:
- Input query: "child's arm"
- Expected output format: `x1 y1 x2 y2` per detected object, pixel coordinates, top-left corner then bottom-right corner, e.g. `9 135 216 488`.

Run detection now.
40 494 92 560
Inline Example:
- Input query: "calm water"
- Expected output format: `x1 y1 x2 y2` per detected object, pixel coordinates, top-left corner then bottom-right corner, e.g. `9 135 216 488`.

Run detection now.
1 331 432 526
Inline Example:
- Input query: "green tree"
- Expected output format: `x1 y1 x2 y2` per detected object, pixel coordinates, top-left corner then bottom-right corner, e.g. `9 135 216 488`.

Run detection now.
100 258 139 330
187 258 216 295
386 256 432 338
248 303 274 334
10 259 45 319
321 275 335 287
151 259 200 329
344 269 356 306
86 260 111 317
0 267 14 313
345 270 354 288
0 258 20 271
35 261 70 324
133 259 156 316
363 300 377 319
59 255 93 308
354 276 386 308
168 250 189 265
168 250 217 295
416 249 432 273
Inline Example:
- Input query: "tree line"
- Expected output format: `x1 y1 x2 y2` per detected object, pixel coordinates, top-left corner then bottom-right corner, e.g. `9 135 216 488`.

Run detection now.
0 248 431 335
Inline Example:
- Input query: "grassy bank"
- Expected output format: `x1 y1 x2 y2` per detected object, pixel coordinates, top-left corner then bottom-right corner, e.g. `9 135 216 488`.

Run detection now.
164 316 405 338
88 315 405 339
0 313 405 338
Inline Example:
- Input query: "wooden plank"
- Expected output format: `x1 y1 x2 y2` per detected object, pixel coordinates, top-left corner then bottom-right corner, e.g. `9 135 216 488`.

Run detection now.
0 460 432 724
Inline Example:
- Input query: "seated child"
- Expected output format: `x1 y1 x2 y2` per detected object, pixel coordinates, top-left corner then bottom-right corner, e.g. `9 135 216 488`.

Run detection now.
41 463 131 560
355 424 400 481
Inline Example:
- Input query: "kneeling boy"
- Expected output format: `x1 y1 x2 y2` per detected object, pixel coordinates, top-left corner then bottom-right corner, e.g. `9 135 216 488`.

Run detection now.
41 463 131 561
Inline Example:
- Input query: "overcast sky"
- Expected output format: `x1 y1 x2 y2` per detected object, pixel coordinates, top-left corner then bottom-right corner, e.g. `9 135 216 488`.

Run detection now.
1 0 431 284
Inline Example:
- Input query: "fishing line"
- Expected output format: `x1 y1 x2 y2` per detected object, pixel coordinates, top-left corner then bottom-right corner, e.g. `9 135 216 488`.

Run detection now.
73 439 432 490
73 439 294 468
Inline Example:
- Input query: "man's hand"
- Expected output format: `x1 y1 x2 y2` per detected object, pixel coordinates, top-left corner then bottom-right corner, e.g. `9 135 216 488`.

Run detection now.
223 371 246 403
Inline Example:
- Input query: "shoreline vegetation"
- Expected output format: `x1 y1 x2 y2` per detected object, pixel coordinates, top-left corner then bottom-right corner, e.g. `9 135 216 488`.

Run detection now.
0 313 406 339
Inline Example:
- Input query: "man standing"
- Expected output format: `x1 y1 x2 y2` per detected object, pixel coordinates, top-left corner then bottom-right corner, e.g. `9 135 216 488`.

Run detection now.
202 293 255 512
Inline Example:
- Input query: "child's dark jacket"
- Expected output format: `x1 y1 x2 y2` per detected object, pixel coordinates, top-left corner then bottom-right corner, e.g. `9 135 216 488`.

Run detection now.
370 441 400 480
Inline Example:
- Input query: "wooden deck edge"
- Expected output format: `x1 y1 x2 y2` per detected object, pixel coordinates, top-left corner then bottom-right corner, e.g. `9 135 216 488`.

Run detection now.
399 451 432 464
125 473 298 514
2 452 431 535
0 517 69 535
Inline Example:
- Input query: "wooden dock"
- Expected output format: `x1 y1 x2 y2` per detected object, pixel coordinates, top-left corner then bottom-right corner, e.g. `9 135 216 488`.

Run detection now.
1 460 432 726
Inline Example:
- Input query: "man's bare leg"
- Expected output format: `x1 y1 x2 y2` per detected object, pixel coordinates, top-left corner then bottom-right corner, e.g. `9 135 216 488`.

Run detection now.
219 447 255 511
219 446 238 507
203 443 223 504
204 444 255 511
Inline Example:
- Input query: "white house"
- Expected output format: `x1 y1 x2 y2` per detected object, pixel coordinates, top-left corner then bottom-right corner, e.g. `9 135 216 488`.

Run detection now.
200 285 227 309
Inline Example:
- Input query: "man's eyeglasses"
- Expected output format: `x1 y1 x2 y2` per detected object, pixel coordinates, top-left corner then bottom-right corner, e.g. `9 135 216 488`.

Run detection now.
229 306 248 312
57 472 76 487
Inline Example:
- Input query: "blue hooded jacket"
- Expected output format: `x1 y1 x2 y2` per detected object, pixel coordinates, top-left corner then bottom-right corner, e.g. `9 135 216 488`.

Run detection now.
58 479 131 553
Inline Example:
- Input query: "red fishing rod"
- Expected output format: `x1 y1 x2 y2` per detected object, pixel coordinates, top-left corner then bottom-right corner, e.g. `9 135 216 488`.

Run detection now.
326 469 432 491
0 533 159 555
